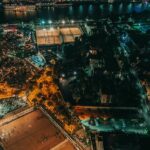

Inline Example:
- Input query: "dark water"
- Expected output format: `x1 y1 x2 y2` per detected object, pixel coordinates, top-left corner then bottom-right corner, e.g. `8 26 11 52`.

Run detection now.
0 3 150 23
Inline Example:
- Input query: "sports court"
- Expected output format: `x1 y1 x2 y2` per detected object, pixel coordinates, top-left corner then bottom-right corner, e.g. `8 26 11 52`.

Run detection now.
36 26 82 46
0 110 75 150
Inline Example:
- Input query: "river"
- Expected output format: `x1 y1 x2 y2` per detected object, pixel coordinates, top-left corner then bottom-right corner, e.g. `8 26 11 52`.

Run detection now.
0 3 150 24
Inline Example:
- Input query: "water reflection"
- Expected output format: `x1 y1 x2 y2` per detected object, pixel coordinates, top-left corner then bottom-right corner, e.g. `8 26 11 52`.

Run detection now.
4 10 36 22
79 5 83 15
0 3 150 23
119 3 123 14
134 3 143 13
88 4 94 16
69 5 73 16
109 4 113 14
127 3 133 13
99 4 104 11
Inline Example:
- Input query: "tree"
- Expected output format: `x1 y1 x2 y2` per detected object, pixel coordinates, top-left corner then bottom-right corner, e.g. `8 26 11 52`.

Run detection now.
32 98 38 105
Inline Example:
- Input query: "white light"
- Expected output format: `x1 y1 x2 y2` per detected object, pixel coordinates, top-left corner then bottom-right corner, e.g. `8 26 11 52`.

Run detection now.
50 27 54 31
71 20 74 24
61 73 65 77
62 20 65 24
41 20 45 24
73 71 77 75
43 28 46 31
48 20 52 24
144 1 148 5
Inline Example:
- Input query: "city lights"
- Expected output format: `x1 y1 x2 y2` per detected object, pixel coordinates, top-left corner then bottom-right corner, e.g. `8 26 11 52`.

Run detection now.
1 1 150 150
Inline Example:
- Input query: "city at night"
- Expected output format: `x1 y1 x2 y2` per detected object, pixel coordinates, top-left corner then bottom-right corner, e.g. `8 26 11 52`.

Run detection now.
0 0 150 150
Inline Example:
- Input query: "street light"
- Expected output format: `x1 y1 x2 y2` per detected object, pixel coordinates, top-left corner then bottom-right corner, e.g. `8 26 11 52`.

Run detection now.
61 73 65 78
62 20 65 25
50 27 54 31
71 20 74 24
73 71 77 76
41 20 45 25
48 20 52 24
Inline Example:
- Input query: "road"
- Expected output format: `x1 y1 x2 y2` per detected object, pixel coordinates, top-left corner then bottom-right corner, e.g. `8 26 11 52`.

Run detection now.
74 106 138 111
